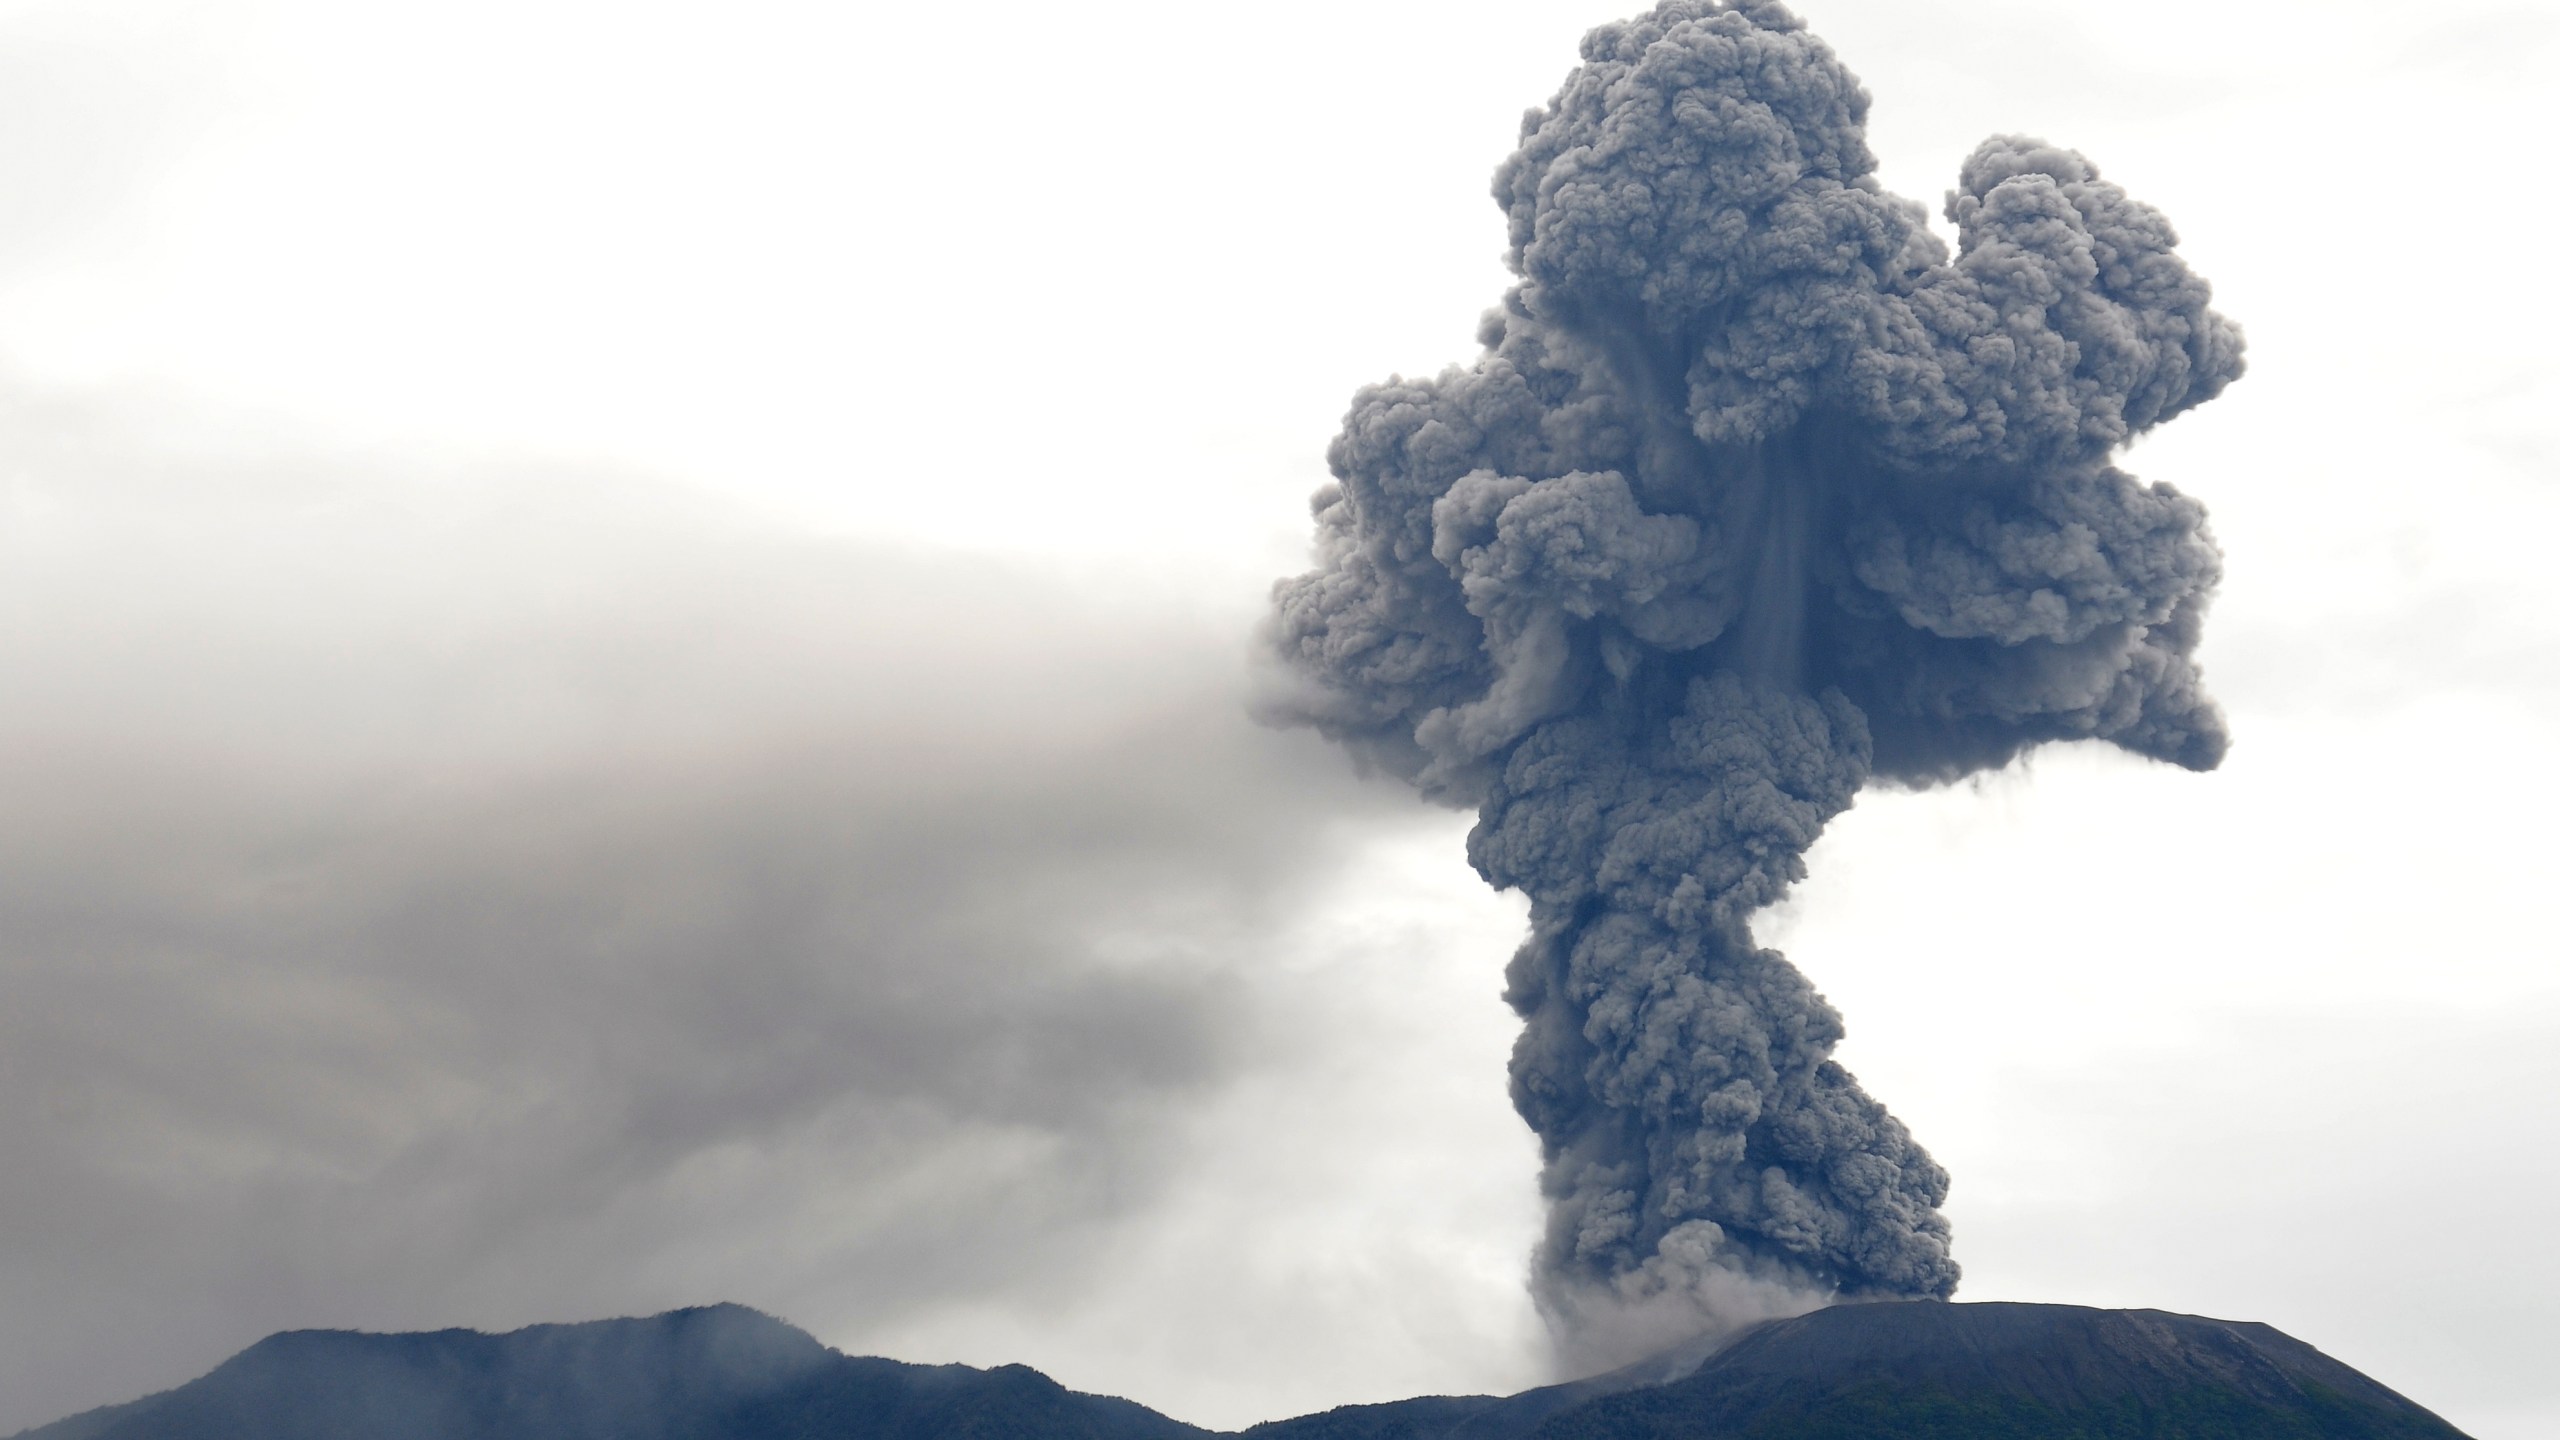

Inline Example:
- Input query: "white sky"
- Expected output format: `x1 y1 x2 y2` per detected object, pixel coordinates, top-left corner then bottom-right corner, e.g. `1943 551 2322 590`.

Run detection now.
0 0 2553 1435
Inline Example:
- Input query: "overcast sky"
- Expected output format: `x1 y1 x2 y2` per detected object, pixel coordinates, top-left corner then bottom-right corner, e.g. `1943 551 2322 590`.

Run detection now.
0 0 2553 1436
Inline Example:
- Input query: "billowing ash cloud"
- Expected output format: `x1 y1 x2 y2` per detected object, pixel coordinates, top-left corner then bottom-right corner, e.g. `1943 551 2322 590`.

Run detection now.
1266 0 2242 1361
0 381 1440 1434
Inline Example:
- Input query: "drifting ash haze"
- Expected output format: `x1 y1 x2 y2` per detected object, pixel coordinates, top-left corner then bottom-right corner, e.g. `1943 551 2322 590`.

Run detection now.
1267 0 2243 1370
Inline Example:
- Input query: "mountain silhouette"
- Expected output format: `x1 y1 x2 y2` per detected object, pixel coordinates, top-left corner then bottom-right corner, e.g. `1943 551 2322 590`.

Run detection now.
1245 1302 2471 1440
10 1300 2469 1439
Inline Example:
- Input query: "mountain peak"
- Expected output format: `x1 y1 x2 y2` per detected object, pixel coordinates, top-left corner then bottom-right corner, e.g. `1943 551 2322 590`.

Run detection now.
1512 1300 2468 1440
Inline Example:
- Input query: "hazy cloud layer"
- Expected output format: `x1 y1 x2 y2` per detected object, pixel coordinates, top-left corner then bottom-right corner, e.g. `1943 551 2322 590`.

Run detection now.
0 383 1411 1433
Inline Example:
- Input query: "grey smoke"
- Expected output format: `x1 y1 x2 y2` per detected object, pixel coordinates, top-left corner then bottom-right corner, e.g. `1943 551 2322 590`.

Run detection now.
0 381 1418 1434
1266 0 2241 1361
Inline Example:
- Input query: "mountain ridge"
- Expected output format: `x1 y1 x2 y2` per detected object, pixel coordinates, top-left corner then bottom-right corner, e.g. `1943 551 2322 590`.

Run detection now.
11 1300 2470 1440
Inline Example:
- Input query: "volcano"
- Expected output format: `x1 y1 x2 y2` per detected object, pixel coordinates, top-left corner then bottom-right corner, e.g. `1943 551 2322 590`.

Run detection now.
11 1301 2467 1439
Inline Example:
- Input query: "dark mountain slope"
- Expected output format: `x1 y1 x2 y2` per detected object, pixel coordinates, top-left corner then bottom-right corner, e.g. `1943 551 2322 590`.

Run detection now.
719 1355 1212 1440
1244 1301 2469 1440
10 1304 1210 1440
1527 1301 2467 1440
9 1300 2470 1440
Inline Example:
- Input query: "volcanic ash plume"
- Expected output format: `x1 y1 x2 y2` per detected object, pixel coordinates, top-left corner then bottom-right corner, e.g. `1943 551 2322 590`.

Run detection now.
1264 0 2242 1364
